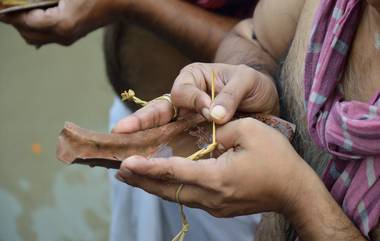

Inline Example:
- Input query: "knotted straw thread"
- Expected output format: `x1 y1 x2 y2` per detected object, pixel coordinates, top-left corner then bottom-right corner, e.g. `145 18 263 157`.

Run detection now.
121 71 218 241
1 0 28 5
121 91 178 119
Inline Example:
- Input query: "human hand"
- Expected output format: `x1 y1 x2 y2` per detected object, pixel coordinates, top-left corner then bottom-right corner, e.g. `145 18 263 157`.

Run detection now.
116 117 318 217
112 63 279 134
171 63 279 124
0 0 127 46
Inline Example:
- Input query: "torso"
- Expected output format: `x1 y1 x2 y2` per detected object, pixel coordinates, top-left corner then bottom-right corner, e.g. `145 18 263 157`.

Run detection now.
279 0 380 239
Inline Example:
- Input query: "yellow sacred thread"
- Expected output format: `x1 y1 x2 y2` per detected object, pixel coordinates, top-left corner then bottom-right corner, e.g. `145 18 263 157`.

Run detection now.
1 0 28 5
121 71 218 241
121 89 148 106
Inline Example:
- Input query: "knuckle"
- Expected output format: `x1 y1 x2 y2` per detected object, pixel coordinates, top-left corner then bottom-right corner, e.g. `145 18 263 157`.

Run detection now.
170 90 181 104
182 62 203 72
156 103 171 124
192 92 203 111
220 186 235 202
171 85 186 102
206 192 230 210
207 198 225 210
219 89 236 107
157 159 176 181
152 108 161 127
235 65 257 83
180 63 206 82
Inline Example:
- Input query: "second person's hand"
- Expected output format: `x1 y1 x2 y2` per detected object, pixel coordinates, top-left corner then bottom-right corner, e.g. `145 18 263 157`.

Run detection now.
0 0 131 46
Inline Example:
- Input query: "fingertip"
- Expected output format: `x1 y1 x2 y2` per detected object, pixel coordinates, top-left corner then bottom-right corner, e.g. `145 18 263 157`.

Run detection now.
112 116 138 134
122 155 147 170
210 105 228 123
23 9 57 29
111 123 124 134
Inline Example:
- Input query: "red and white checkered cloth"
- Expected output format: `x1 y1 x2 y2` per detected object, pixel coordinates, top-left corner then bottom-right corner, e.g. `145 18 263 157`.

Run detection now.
304 0 380 237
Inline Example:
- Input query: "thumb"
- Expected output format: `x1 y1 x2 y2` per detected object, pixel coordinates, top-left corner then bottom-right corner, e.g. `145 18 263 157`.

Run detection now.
210 70 256 125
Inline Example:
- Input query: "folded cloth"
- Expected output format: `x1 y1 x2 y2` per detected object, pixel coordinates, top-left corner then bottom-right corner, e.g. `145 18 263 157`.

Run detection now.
304 0 380 237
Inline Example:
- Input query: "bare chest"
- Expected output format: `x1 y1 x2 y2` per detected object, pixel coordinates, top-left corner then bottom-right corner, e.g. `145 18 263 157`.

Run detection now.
282 0 380 115
280 0 380 238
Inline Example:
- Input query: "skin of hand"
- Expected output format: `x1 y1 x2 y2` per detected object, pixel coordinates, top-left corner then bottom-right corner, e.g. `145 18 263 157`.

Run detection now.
116 118 308 216
0 0 123 46
116 118 366 241
0 0 237 60
112 63 279 134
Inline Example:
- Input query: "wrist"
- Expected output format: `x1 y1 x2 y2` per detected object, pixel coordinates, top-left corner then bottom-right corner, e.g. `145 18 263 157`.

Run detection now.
279 159 335 240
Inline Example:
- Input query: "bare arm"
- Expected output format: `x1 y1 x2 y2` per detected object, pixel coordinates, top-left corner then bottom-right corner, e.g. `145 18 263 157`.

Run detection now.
214 0 366 240
284 164 365 241
0 0 238 60
126 0 239 61
215 18 278 75
215 0 304 74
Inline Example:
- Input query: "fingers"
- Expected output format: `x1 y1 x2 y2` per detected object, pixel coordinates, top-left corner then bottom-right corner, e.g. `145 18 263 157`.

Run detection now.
116 170 212 209
171 63 273 124
16 28 58 45
119 155 220 189
112 99 173 134
0 7 77 46
1 9 60 31
171 63 212 119
23 8 61 31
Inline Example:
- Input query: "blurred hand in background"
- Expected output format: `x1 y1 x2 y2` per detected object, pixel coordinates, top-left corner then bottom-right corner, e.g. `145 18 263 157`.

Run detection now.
0 0 128 46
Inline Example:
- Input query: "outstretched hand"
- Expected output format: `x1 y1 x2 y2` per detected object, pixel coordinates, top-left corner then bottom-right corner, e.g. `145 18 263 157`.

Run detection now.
116 118 316 217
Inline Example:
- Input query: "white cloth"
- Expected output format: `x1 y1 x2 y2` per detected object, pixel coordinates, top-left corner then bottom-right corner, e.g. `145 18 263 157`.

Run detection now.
108 97 261 241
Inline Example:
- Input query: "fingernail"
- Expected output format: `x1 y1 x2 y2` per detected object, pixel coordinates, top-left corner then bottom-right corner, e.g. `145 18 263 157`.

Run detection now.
202 108 211 120
123 155 144 169
211 105 227 121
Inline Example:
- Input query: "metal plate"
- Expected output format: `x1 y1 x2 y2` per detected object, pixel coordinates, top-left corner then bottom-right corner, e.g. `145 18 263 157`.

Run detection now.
0 0 58 14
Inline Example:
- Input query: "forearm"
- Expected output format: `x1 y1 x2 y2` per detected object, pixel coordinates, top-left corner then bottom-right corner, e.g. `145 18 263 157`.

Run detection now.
214 19 278 76
119 0 238 61
284 162 365 241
